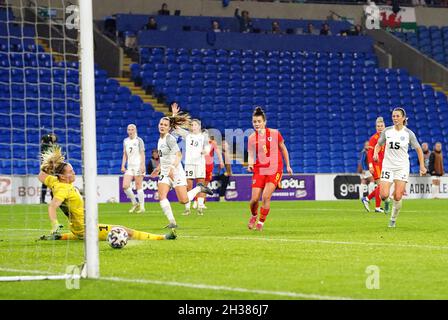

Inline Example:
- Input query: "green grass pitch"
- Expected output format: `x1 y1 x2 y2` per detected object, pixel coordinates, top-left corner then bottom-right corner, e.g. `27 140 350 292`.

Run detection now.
0 200 447 300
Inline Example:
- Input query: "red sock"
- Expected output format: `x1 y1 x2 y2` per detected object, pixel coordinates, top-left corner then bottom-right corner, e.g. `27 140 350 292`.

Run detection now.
375 185 381 208
367 186 378 200
259 207 270 223
250 202 259 216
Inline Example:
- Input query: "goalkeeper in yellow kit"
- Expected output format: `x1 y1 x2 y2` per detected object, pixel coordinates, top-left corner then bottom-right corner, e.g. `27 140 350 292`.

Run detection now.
38 146 176 241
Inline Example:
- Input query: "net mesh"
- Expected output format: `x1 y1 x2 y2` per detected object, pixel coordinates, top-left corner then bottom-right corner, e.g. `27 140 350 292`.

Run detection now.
0 0 84 279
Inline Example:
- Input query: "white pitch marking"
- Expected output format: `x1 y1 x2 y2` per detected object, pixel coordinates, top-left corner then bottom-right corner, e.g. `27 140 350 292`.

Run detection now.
181 235 448 250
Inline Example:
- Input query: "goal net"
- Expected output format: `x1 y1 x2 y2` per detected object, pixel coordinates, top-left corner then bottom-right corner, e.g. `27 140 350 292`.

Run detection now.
0 0 98 281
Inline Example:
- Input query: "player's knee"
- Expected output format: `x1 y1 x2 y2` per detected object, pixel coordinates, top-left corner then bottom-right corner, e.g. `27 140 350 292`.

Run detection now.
249 199 258 207
261 197 271 207
394 193 403 201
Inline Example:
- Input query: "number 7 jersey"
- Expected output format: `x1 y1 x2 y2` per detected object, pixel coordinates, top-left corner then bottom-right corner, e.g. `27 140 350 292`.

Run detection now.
378 126 421 170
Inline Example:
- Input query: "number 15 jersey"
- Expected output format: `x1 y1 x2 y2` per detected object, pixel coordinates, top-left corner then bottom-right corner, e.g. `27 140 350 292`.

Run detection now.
378 126 421 170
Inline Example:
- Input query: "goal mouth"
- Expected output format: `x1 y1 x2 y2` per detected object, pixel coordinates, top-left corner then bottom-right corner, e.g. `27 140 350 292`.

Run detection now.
0 0 99 281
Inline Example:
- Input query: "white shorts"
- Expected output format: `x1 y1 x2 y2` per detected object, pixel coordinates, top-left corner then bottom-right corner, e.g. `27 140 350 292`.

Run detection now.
380 167 409 183
125 165 143 176
185 164 206 179
158 167 187 188
361 170 373 180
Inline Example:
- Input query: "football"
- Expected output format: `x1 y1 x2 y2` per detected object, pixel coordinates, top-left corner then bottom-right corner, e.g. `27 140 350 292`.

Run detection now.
107 227 128 249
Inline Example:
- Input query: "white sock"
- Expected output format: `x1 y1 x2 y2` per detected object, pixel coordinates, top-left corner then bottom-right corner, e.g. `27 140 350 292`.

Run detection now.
432 185 439 198
185 201 191 210
137 189 145 208
124 187 137 204
391 199 402 221
160 198 176 224
198 197 205 207
368 182 375 195
187 186 201 202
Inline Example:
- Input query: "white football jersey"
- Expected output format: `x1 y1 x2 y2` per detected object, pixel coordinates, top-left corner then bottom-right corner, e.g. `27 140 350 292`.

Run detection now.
123 136 145 167
158 133 182 173
185 132 209 166
378 126 421 170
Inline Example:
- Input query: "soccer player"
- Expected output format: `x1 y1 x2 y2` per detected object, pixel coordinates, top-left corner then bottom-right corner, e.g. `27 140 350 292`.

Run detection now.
373 107 427 228
183 119 210 215
247 107 293 231
361 117 386 213
38 146 175 241
121 124 146 213
150 112 213 228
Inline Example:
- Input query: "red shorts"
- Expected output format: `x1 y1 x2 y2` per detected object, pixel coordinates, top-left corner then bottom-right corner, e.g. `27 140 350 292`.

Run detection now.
373 164 382 180
205 165 214 182
252 171 283 189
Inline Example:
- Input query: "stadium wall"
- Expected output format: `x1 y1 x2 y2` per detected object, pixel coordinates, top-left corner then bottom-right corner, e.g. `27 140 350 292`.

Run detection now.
93 25 123 77
367 29 448 90
90 0 448 27
2 175 446 204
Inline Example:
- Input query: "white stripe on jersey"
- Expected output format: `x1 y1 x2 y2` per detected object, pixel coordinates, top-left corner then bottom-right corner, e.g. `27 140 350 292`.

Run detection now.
378 126 421 170
123 136 145 167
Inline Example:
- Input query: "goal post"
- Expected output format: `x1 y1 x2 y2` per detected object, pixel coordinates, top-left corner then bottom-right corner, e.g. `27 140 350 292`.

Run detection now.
79 0 99 280
0 0 99 281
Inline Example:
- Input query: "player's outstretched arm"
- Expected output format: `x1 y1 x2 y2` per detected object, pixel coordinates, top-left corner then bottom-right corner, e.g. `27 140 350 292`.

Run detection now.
48 198 64 233
280 141 293 175
171 102 180 116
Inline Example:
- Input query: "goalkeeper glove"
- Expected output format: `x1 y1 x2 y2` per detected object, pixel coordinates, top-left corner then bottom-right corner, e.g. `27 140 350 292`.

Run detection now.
39 233 62 241
51 220 64 234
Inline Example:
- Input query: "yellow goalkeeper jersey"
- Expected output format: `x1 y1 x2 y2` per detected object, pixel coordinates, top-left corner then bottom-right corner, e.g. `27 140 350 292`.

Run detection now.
44 175 84 237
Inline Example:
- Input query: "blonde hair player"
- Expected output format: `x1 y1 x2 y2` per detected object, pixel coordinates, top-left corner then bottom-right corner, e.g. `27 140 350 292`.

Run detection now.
150 107 213 228
171 103 211 215
121 124 146 213
374 107 427 228
38 146 176 241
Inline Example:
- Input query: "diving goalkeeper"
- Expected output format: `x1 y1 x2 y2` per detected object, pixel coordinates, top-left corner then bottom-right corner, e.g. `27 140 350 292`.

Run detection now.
38 146 176 241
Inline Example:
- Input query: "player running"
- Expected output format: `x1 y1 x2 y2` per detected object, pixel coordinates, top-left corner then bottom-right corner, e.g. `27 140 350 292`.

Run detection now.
38 146 176 241
150 111 213 228
121 124 146 213
361 117 386 213
247 107 293 231
373 107 427 228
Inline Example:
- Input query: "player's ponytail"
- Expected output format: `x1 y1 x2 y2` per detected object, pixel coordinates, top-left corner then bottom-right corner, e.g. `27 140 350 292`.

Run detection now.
162 112 191 130
40 145 68 176
393 107 408 126
253 106 266 122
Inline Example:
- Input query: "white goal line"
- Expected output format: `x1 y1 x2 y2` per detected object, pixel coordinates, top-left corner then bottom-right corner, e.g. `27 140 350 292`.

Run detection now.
0 267 356 300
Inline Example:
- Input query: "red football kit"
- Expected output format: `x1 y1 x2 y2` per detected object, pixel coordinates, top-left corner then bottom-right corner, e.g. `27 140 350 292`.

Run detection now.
248 128 284 189
205 140 218 182
367 132 385 180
